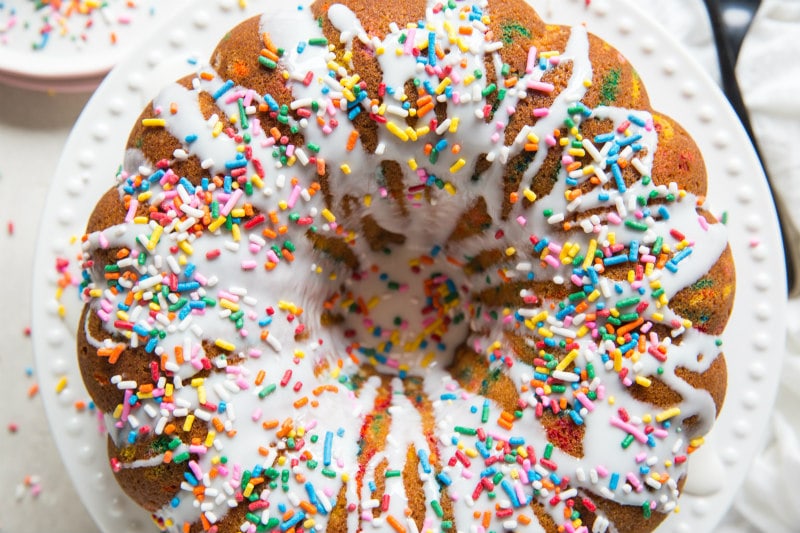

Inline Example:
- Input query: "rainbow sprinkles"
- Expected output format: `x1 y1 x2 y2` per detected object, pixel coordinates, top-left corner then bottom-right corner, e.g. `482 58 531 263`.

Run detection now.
76 1 734 532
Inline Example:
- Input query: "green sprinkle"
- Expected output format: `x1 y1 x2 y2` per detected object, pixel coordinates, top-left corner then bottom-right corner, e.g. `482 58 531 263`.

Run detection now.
173 451 190 463
385 470 402 478
621 434 635 449
624 220 649 231
544 442 554 459
258 383 277 399
258 56 277 70
431 500 444 518
454 426 477 436
308 37 328 46
616 296 640 308
481 83 497 97
322 468 337 478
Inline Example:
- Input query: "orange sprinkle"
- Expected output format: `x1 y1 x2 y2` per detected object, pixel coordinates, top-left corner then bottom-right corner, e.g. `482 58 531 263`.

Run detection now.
262 419 279 430
293 396 308 408
200 72 215 81
346 130 360 152
255 370 266 386
387 515 406 533
299 500 317 514
417 102 435 118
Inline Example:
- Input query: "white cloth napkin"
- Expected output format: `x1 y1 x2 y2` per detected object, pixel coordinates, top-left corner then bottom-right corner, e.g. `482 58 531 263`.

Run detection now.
654 1 800 531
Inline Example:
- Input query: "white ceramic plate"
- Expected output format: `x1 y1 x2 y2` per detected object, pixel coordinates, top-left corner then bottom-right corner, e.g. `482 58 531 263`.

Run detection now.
32 0 788 532
0 0 191 84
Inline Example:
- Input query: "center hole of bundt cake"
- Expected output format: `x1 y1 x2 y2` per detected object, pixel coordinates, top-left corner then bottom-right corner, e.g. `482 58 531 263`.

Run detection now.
335 246 471 375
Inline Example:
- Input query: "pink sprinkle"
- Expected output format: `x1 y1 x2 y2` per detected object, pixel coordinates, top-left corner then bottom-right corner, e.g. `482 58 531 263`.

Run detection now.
525 46 538 74
241 260 258 270
251 408 262 421
533 107 550 118
527 80 554 93
516 216 527 226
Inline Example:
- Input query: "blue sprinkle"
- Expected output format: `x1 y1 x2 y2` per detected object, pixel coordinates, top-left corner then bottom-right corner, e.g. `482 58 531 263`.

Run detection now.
184 134 198 144
436 472 452 487
594 133 615 144
629 240 639 261
418 449 432 474
603 255 628 267
618 134 642 147
611 163 626 193
145 336 158 353
628 113 647 127
212 80 235 101
225 159 248 170
610 472 620 490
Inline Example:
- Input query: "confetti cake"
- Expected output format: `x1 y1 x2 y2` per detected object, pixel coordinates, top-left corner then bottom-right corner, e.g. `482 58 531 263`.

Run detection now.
76 0 735 532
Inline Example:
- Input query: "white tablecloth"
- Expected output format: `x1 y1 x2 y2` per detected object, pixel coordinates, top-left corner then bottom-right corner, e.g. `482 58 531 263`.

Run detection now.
1 1 798 531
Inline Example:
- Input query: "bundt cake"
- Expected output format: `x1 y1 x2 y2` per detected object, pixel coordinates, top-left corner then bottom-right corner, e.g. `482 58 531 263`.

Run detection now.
76 0 735 532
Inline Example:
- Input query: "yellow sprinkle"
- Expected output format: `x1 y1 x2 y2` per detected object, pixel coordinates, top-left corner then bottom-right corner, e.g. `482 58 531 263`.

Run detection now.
55 376 68 394
251 175 264 189
449 117 459 133
635 375 652 387
231 208 246 218
215 338 235 352
137 191 153 203
232 223 241 243
408 159 418 171
212 120 224 138
655 407 681 423
449 158 467 174
220 298 240 312
142 118 166 127
340 164 352 175
443 182 456 195
183 415 195 432
555 350 579 372
538 327 553 338
583 239 597 269
613 349 623 372
568 148 586 158
690 436 705 448
363 194 372 207
505 247 516 257
321 209 336 223
112 404 123 419
435 77 452 94
177 240 193 255
133 216 149 224
652 312 664 322
463 74 475 86
415 125 431 137
386 122 409 141
278 200 288 211
406 126 418 142
208 216 227 232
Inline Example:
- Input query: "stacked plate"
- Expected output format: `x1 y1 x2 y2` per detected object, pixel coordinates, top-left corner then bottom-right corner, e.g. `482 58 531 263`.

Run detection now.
0 0 191 91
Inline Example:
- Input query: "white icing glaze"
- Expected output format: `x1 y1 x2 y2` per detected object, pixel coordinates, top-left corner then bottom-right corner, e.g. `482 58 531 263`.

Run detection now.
78 1 732 532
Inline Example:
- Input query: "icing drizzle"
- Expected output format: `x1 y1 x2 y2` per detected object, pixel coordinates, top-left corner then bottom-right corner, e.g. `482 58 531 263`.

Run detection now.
78 1 731 532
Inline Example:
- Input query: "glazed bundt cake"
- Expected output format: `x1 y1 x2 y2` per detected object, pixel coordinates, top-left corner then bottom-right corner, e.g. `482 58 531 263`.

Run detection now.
76 0 735 532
